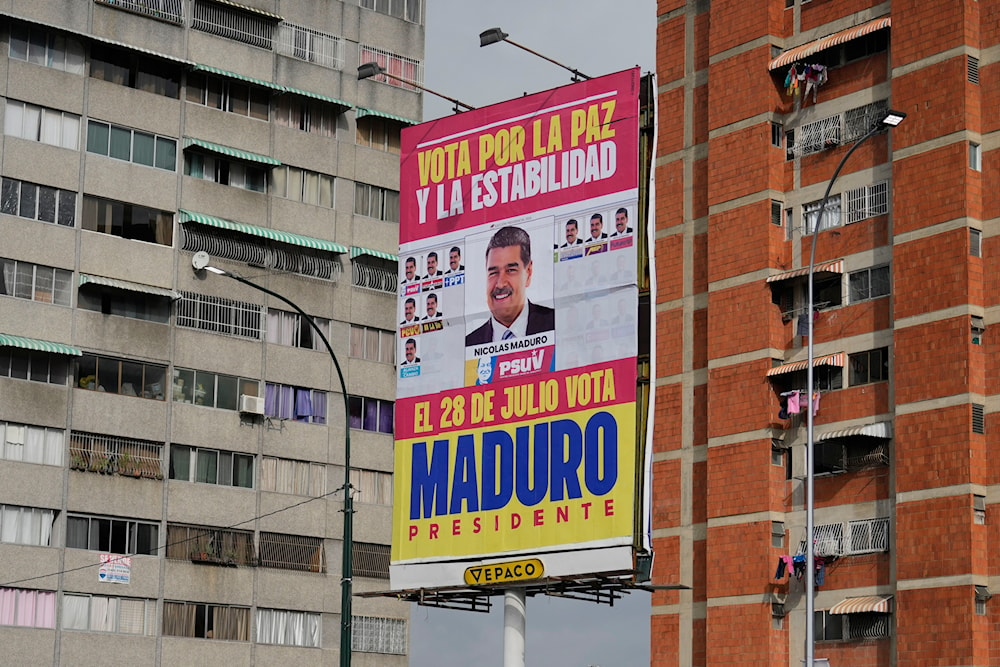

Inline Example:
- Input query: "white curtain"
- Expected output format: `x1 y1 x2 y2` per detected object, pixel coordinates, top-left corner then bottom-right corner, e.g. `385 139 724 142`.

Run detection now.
310 463 327 496
0 507 19 543
23 426 45 464
40 109 62 146
4 424 24 461
44 428 63 466
90 595 118 631
4 101 24 137
62 594 89 630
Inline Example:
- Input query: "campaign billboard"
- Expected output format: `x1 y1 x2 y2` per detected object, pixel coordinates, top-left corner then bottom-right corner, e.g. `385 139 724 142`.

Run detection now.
392 68 643 589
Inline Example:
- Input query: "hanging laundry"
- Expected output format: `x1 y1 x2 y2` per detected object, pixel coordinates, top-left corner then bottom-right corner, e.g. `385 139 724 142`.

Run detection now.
792 554 806 581
775 558 787 579
797 313 810 337
815 559 826 587
811 391 821 416
786 390 801 414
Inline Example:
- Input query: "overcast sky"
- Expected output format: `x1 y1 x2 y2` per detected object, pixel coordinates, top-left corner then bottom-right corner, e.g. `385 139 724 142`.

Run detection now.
408 2 656 666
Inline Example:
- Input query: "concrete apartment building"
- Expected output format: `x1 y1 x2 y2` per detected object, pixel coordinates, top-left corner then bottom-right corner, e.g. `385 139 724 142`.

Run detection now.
0 0 418 663
652 1 994 665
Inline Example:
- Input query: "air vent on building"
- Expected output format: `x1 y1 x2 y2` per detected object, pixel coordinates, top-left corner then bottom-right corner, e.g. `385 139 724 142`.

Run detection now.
969 56 980 84
239 394 265 415
771 200 783 226
972 403 985 434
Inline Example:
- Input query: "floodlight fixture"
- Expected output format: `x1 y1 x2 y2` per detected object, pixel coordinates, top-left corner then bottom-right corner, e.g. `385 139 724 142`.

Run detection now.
479 27 591 82
357 62 475 113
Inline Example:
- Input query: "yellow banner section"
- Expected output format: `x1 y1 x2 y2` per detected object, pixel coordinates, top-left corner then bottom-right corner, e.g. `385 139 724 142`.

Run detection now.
392 402 636 562
464 559 544 586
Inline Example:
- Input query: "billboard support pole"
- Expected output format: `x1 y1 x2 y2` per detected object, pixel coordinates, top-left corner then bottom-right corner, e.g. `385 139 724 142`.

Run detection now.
503 589 526 667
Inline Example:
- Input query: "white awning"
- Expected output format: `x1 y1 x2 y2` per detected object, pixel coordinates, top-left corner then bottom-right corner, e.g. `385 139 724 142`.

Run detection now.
829 595 892 614
768 17 891 71
766 260 843 283
80 274 180 300
817 421 893 442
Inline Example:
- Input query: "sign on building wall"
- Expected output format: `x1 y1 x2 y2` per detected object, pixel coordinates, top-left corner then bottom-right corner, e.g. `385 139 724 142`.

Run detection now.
393 68 643 589
98 554 131 584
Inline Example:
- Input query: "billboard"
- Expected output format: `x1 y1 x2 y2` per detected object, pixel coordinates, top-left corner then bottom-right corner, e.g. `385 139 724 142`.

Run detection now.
392 68 643 589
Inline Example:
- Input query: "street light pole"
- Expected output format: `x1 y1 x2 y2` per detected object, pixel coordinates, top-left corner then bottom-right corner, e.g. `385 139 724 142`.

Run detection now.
192 256 355 666
803 110 904 666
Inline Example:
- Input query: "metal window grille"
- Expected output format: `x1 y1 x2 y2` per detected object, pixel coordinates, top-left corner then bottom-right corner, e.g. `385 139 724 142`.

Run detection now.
973 403 985 434
275 24 343 69
176 291 264 339
846 517 889 554
846 612 890 640
192 0 273 49
969 56 980 84
181 226 341 281
69 431 162 479
845 180 888 223
358 44 424 90
795 115 841 157
95 0 183 23
799 522 844 557
352 259 397 293
843 440 889 469
803 195 841 234
258 532 325 572
843 100 889 142
352 615 407 655
165 524 255 565
353 542 390 578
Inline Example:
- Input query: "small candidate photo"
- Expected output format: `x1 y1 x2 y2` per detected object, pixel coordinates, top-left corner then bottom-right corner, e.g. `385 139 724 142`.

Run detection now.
609 207 633 238
423 251 443 280
464 225 555 346
423 292 443 320
558 218 584 248
400 256 418 284
444 246 464 274
400 297 419 325
400 338 420 365
586 212 609 243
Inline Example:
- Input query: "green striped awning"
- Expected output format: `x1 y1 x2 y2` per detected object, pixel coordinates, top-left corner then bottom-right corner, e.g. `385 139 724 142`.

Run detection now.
183 138 281 166
283 86 352 109
179 209 347 253
351 246 399 262
0 334 82 356
355 107 418 126
191 64 286 92
204 0 282 20
79 274 181 300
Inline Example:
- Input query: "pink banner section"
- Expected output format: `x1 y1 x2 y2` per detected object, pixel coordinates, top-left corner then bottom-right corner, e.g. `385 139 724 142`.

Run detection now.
396 357 637 440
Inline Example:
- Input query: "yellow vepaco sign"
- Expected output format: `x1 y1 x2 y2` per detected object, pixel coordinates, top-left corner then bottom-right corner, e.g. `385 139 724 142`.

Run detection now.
464 558 544 586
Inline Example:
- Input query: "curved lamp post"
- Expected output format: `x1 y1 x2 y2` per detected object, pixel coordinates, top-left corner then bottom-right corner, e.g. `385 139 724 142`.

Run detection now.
191 254 355 667
479 27 591 82
804 109 905 666
358 61 475 113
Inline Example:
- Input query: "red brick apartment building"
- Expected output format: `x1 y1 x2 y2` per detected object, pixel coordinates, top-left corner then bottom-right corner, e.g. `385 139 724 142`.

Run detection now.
651 1 995 665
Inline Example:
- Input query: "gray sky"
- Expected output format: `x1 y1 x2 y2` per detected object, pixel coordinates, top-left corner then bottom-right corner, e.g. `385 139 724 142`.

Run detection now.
409 2 656 665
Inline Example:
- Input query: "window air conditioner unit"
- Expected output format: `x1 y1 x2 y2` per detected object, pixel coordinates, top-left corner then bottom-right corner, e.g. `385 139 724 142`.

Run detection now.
239 394 265 415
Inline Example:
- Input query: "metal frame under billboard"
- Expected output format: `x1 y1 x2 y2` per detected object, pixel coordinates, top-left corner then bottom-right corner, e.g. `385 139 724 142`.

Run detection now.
392 68 646 591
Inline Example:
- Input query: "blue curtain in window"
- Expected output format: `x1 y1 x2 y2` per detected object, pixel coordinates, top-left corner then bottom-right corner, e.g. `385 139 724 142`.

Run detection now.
379 401 393 434
312 391 327 425
295 388 313 421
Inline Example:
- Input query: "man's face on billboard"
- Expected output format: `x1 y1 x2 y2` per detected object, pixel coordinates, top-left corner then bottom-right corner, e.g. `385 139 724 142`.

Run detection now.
404 259 416 280
404 300 415 320
427 254 438 275
590 217 602 238
449 250 461 270
486 244 531 329
565 222 578 244
615 211 628 232
405 341 416 361
426 295 438 317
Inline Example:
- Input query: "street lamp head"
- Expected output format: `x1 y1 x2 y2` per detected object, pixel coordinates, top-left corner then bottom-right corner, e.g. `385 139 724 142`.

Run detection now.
881 109 907 127
357 62 385 81
479 27 509 47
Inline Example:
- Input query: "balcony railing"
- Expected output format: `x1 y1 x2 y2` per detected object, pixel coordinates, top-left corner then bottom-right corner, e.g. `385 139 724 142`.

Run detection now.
95 0 184 23
69 432 163 479
798 517 890 557
166 524 256 566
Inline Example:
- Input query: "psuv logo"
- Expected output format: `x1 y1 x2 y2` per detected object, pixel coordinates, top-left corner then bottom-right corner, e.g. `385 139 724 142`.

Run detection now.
497 349 545 378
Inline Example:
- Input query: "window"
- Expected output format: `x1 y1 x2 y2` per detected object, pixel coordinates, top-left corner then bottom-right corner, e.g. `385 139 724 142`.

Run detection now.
849 265 890 303
256 609 322 647
0 588 56 628
259 532 325 572
176 291 264 339
351 468 393 505
1 177 76 226
266 309 331 349
90 43 181 98
970 142 982 171
81 195 174 245
973 403 985 434
69 431 163 479
78 283 171 323
975 586 991 616
276 24 343 69
849 347 889 386
352 254 398 293
0 421 63 465
803 195 841 234
169 445 253 488
0 257 72 305
353 542 390 578
75 354 167 399
184 153 266 191
360 0 423 24
770 521 784 548
171 368 259 409
805 274 842 309
974 495 986 525
771 122 782 148
815 439 888 474
970 228 982 257
66 515 158 555
0 347 69 385
86 121 176 170
9 23 84 74
352 615 407 654
788 100 888 159
264 383 327 424
356 115 402 154
972 315 985 345
163 601 250 640
260 457 328 496
969 56 980 84
844 180 888 223
274 95 339 136
165 524 254 565
270 166 335 207
358 44 423 91
815 610 844 641
0 505 55 546
846 517 889 554
770 200 782 227
186 71 269 120
4 100 80 149
817 610 890 641
191 0 274 49
62 594 156 635
355 182 400 222
95 0 184 23
843 100 889 142
350 325 395 364
349 396 394 434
